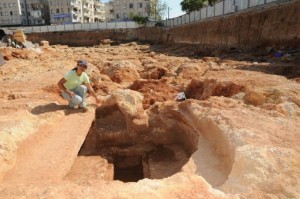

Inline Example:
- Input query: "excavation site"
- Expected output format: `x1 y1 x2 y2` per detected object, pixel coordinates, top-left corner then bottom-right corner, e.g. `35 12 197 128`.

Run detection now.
0 1 300 198
0 40 299 198
66 101 232 186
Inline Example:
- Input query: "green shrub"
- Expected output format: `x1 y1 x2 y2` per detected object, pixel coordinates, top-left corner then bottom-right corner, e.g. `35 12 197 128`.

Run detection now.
132 15 149 24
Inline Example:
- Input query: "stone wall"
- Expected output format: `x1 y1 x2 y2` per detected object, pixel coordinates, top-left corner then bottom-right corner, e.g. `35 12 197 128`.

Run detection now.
27 29 138 46
137 0 300 50
27 0 300 50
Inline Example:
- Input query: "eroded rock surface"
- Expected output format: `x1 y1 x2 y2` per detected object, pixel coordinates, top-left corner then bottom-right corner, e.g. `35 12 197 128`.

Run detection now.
0 43 299 198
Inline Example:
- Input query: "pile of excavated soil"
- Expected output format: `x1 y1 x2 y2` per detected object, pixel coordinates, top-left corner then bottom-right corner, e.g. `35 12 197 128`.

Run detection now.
0 43 299 198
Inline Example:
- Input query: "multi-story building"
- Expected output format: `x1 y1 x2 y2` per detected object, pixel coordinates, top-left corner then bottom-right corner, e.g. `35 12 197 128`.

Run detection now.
1 0 153 26
0 0 49 26
0 1 21 26
94 1 105 22
104 1 114 22
48 0 105 25
71 0 82 23
21 0 50 25
112 0 151 21
79 0 105 23
48 0 72 25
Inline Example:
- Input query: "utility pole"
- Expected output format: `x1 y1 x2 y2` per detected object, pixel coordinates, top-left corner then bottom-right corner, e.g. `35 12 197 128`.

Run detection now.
154 0 157 21
168 7 169 20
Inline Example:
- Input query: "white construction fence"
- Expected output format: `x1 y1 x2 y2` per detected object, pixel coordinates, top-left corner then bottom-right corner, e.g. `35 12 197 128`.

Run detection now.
21 21 138 34
5 0 291 33
162 0 290 27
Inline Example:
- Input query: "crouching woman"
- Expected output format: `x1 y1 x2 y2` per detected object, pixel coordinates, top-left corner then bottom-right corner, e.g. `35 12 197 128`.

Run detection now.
58 60 100 110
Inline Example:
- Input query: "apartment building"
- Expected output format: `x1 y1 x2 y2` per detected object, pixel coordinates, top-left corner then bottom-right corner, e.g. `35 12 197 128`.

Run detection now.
104 1 114 22
112 0 151 21
0 0 49 26
0 1 21 26
94 1 105 22
48 0 105 25
21 0 50 25
48 0 72 24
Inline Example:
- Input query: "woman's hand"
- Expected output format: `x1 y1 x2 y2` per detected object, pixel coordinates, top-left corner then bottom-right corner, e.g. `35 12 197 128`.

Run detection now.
67 91 74 99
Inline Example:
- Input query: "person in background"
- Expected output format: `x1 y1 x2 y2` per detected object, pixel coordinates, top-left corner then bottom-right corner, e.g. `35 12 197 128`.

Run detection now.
58 60 100 111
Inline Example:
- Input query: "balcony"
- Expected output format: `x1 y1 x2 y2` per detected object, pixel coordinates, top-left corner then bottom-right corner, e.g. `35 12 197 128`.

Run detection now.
71 2 81 8
83 12 93 17
72 17 81 23
94 8 105 14
94 15 105 21
95 2 105 7
30 10 42 18
72 11 80 16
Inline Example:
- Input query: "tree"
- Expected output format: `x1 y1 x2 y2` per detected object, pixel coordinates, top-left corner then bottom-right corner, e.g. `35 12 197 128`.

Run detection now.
131 15 149 24
146 0 168 21
180 0 218 13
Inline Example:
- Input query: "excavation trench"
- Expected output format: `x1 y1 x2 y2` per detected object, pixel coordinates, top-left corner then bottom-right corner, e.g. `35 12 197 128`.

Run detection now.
65 104 234 187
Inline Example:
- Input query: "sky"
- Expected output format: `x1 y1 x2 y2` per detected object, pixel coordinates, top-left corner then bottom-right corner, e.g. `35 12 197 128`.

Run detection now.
163 0 185 19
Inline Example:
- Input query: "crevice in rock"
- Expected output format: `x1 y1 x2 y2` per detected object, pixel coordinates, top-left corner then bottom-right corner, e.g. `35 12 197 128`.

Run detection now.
66 101 234 187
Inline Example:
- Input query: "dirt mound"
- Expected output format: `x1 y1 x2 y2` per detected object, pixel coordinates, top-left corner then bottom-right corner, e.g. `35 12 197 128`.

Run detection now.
185 79 244 100
130 79 178 109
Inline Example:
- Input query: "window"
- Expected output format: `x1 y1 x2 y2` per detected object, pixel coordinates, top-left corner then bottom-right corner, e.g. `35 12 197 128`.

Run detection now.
13 3 17 7
10 11 13 15
56 8 59 13
22 11 25 15
14 11 18 15
129 3 133 8
51 9 54 13
5 11 8 16
116 13 120 18
3 3 7 8
139 3 143 8
0 12 2 16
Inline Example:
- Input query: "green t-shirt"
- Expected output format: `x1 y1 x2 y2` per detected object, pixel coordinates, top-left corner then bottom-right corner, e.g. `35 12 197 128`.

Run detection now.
63 70 90 90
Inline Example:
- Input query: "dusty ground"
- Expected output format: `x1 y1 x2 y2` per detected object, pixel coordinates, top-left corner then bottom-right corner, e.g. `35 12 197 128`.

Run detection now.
0 42 299 198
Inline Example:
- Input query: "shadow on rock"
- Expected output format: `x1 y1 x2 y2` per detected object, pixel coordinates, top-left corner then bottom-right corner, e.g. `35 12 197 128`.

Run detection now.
31 103 72 115
237 64 300 79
